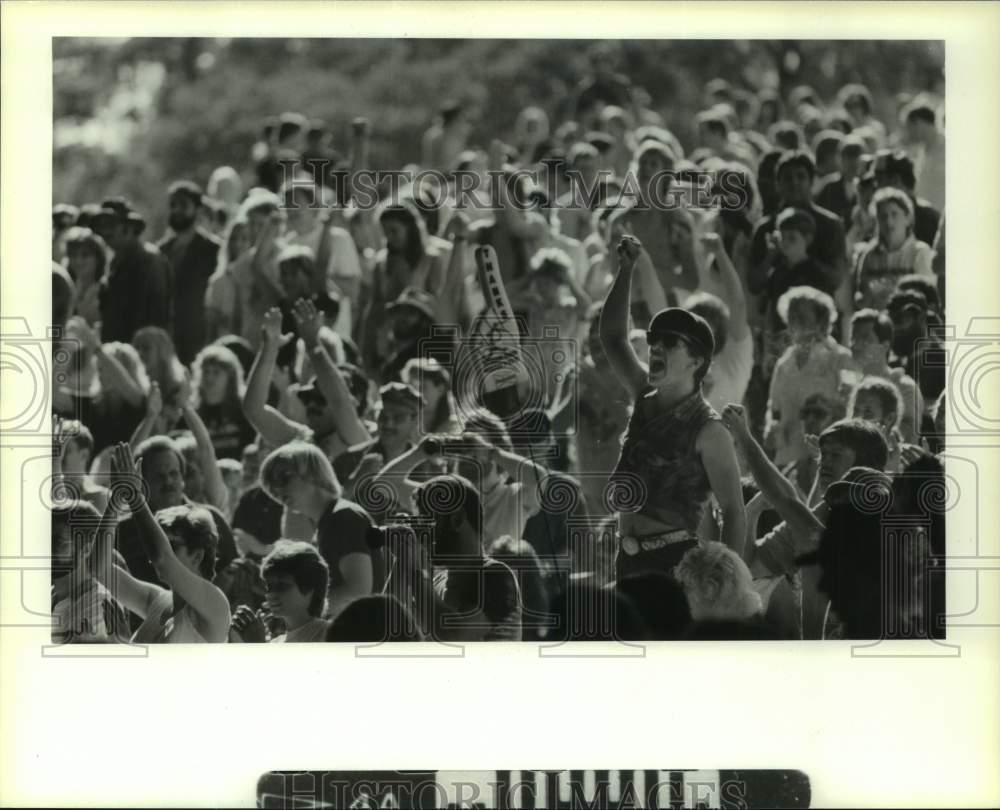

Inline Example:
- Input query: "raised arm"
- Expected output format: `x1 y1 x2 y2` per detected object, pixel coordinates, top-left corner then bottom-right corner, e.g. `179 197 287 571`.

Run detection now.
129 382 163 451
599 234 646 398
370 440 435 514
242 307 306 447
292 298 370 447
74 319 146 408
701 231 750 341
721 404 822 539
181 401 228 511
109 443 230 640
697 421 747 556
437 213 472 327
90 446 165 621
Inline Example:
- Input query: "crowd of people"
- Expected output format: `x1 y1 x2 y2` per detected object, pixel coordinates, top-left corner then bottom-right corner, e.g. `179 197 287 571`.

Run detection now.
50 47 948 644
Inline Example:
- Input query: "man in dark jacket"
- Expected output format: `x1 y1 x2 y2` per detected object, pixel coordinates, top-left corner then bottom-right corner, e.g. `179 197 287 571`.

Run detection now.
94 198 171 343
158 181 222 363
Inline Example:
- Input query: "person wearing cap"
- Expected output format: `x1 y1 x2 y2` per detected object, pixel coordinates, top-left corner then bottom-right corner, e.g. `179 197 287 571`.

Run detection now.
333 381 424 500
242 305 371 472
93 198 171 344
380 285 445 383
600 234 745 579
158 180 222 365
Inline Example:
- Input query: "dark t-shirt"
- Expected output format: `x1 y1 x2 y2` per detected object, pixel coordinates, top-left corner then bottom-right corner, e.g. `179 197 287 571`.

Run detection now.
913 198 941 247
60 394 145 456
316 498 384 594
814 174 854 227
750 202 847 292
197 402 256 460
433 557 522 641
232 485 283 546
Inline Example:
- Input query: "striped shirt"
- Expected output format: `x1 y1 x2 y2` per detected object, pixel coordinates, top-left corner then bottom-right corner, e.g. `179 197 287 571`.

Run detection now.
854 236 934 310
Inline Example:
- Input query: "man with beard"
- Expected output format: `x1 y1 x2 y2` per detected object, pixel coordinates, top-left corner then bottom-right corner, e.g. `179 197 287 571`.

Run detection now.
93 198 171 344
600 234 746 581
158 181 222 364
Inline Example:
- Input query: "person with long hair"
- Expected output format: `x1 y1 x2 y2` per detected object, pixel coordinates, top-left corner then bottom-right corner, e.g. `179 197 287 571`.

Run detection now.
132 326 190 434
191 344 255 460
259 441 382 619
92 443 231 643
62 227 108 326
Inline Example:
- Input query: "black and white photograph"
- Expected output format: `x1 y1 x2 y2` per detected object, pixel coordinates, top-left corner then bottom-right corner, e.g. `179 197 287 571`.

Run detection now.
1 2 998 808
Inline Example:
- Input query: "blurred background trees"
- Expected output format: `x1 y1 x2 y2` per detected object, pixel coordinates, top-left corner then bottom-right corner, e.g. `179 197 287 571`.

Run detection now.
53 37 944 235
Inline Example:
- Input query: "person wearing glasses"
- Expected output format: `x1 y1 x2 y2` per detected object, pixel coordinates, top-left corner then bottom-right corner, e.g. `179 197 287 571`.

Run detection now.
599 235 746 582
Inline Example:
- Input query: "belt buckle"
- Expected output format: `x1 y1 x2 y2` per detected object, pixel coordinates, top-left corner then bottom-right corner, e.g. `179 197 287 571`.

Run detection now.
621 536 640 556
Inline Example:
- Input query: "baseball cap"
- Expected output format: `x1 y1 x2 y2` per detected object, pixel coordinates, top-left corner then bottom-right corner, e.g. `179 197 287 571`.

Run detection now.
379 381 425 412
386 287 437 322
646 307 715 358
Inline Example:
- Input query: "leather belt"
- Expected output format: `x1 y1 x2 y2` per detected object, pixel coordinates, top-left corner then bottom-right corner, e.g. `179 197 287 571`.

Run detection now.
618 529 693 556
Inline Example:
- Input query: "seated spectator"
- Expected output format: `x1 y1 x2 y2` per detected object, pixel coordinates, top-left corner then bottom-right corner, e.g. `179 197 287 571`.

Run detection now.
231 540 331 642
95 444 231 643
259 441 381 619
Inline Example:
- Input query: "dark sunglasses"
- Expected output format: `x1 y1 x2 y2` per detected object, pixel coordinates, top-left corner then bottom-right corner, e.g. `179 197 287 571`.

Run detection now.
645 331 689 350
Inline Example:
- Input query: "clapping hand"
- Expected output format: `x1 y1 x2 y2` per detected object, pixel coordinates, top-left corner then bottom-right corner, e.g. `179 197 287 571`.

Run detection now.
261 307 294 349
109 442 145 513
292 297 322 349
231 605 268 643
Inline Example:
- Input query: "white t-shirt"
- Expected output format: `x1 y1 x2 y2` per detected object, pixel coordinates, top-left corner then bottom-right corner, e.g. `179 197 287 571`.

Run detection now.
481 480 541 547
704 331 755 412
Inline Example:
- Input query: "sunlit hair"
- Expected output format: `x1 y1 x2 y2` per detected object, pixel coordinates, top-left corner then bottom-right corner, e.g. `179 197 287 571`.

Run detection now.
685 292 730 356
191 344 246 410
155 503 219 579
260 441 342 504
135 435 187 476
401 357 455 433
818 418 889 472
63 227 109 281
223 218 249 264
870 186 915 238
851 308 894 345
261 540 330 618
848 377 903 429
132 326 186 400
776 285 838 330
60 419 94 458
102 341 150 394
673 541 762 622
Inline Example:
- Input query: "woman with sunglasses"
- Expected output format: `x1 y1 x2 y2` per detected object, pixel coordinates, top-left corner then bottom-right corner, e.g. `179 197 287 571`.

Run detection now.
599 235 746 582
91 443 231 643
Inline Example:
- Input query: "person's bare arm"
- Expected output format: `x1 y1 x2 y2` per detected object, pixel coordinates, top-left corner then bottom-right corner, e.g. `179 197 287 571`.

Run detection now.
129 382 163 452
327 553 375 619
109 444 230 641
89 452 163 620
697 420 747 556
181 403 228 511
292 298 370 446
242 307 306 447
74 319 146 408
599 235 646 398
701 231 750 341
371 442 434 513
721 404 822 539
436 213 471 327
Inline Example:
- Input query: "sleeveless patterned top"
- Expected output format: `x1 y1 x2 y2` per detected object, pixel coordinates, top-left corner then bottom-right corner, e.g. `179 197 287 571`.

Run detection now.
610 388 719 532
